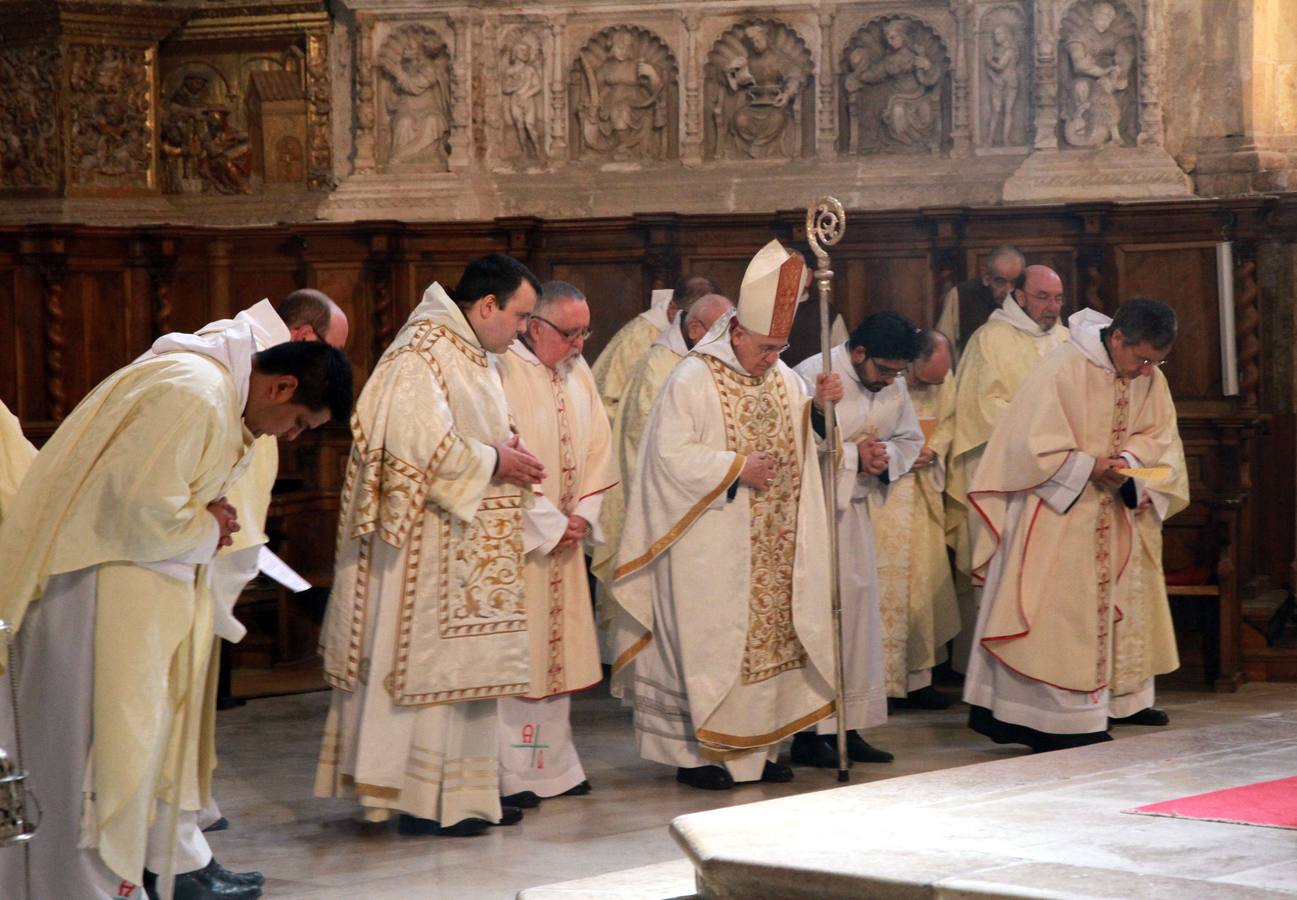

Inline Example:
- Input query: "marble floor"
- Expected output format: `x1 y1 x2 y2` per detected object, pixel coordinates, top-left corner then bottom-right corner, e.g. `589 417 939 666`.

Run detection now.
206 680 1296 899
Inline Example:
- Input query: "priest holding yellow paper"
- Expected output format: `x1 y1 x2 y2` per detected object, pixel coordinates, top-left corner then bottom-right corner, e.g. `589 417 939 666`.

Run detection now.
872 330 962 710
963 300 1180 752
791 312 925 767
0 337 351 900
495 281 617 804
590 274 719 421
610 240 842 791
0 399 35 526
316 254 544 838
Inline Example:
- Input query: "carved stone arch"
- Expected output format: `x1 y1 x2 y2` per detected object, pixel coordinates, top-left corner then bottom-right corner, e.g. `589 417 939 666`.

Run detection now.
567 24 679 163
375 23 453 171
704 18 815 161
974 3 1033 149
1057 0 1140 148
839 15 952 157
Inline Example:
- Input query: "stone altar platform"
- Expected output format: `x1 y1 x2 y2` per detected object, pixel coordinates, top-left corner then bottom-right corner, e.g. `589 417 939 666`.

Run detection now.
667 711 1297 899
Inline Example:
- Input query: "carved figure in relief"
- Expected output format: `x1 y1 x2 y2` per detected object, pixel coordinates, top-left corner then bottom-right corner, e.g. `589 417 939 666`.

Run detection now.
502 34 544 162
985 25 1020 146
576 28 668 161
1059 0 1137 148
68 45 152 186
378 25 452 169
843 19 947 155
708 21 811 160
160 71 252 194
0 46 60 188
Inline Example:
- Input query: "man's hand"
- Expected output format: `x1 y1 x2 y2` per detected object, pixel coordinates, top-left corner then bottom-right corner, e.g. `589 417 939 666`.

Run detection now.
739 451 777 490
813 372 844 410
1135 493 1153 515
1089 456 1129 489
554 515 589 553
494 434 545 486
857 436 889 478
206 497 240 549
912 446 937 470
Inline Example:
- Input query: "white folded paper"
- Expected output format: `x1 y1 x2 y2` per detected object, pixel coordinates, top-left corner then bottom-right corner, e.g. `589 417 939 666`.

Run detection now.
257 546 312 593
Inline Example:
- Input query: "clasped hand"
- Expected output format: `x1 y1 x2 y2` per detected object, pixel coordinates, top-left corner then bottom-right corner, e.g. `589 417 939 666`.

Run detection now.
206 497 240 549
857 436 889 478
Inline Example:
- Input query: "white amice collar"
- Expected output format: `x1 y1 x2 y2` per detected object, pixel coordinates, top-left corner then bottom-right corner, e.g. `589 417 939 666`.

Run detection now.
988 294 1053 338
691 309 757 376
653 315 690 356
1067 308 1116 373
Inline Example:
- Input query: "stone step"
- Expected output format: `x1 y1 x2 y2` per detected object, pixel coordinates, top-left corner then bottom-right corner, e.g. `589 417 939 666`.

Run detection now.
517 859 697 900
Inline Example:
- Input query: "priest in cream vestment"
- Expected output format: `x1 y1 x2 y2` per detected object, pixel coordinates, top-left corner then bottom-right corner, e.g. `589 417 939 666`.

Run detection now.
0 399 34 525
591 293 734 662
316 255 545 837
495 281 616 801
871 331 961 708
791 313 924 767
590 274 718 421
610 241 842 791
947 265 1070 670
963 301 1180 752
0 337 351 899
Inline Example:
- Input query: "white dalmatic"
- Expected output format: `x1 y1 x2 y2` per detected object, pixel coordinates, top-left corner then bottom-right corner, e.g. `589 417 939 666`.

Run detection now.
793 343 924 732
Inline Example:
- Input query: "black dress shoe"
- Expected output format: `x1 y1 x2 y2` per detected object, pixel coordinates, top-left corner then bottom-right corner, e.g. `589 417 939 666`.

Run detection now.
789 732 841 768
495 805 524 826
501 790 542 808
891 685 955 710
1109 707 1170 727
675 765 734 790
397 813 491 837
1029 730 1113 753
172 861 263 900
760 760 794 783
205 859 265 888
846 730 894 763
201 816 230 833
561 779 592 796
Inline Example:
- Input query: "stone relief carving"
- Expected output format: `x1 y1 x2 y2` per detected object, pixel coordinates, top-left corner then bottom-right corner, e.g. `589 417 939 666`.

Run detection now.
979 6 1029 147
500 28 546 164
1058 0 1139 148
706 19 813 160
68 44 152 188
570 26 676 162
0 44 61 190
841 17 949 156
161 65 253 194
305 32 333 188
377 24 453 169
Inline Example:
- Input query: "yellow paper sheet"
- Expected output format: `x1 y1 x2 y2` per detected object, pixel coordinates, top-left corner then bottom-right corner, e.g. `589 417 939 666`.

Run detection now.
1116 464 1172 481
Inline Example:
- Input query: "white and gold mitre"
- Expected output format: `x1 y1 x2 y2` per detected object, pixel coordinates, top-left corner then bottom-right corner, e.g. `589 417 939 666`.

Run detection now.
737 239 808 341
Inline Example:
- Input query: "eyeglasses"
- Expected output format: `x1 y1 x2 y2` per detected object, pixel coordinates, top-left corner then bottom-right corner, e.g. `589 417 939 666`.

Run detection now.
1135 356 1168 368
1024 290 1065 305
756 343 790 359
868 359 909 379
532 315 591 343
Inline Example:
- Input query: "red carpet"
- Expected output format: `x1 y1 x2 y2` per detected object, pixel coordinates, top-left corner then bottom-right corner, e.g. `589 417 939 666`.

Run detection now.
1126 776 1297 830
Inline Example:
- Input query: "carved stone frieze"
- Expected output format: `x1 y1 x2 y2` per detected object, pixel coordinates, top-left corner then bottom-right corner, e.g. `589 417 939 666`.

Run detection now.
67 44 153 190
569 25 677 163
705 19 813 161
1058 0 1140 149
841 16 950 156
977 4 1030 149
376 23 453 170
0 43 62 190
500 25 546 164
160 63 253 194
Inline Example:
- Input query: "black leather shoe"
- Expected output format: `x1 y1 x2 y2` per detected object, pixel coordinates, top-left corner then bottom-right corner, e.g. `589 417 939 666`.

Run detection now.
760 761 794 783
397 813 491 837
846 730 894 763
675 765 734 790
201 816 230 833
501 790 542 808
1110 707 1170 727
495 805 524 826
790 732 841 768
891 685 955 710
205 858 265 888
172 861 263 900
560 779 592 796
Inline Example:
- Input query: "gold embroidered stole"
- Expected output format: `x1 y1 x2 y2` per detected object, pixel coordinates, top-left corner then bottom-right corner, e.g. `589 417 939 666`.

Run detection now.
1094 376 1131 687
700 355 806 685
545 368 579 694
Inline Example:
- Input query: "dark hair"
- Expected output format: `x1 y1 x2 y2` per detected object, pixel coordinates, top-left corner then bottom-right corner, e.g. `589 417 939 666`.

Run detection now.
848 312 921 361
672 273 720 308
451 253 541 311
1109 297 1178 349
916 328 950 363
253 341 353 423
275 288 335 339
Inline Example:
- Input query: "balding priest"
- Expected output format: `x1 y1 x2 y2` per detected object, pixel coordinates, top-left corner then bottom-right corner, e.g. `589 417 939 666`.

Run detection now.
609 240 842 790
590 273 719 421
963 300 1180 752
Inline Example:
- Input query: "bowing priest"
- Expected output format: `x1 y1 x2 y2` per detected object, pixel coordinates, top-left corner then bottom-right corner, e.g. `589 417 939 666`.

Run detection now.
610 240 843 791
791 312 925 767
590 273 719 421
934 244 1025 357
963 299 1180 753
316 254 545 838
0 399 35 525
947 264 1070 670
872 330 962 710
0 338 352 900
591 292 734 660
495 281 617 805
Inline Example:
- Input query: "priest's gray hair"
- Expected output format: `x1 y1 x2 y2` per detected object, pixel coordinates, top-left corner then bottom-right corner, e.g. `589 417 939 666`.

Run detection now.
535 280 586 316
1110 297 1178 349
985 244 1025 272
684 293 733 326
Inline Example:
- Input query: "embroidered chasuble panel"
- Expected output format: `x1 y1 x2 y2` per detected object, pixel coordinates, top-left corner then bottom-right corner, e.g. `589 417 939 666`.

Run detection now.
545 370 580 694
701 355 806 685
1094 376 1132 687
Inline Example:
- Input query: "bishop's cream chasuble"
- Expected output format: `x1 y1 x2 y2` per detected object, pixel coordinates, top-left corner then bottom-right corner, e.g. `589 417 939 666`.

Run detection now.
495 341 616 795
610 322 835 779
962 309 1178 734
794 344 924 730
590 296 670 421
870 372 961 697
0 399 35 526
0 346 254 894
316 282 529 826
592 320 690 661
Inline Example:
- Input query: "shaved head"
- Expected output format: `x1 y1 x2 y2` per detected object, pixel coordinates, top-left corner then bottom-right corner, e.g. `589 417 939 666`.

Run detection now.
911 329 951 385
277 288 349 349
682 293 734 349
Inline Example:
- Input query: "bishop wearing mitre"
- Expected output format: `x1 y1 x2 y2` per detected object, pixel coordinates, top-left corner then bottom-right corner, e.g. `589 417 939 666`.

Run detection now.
609 240 842 791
